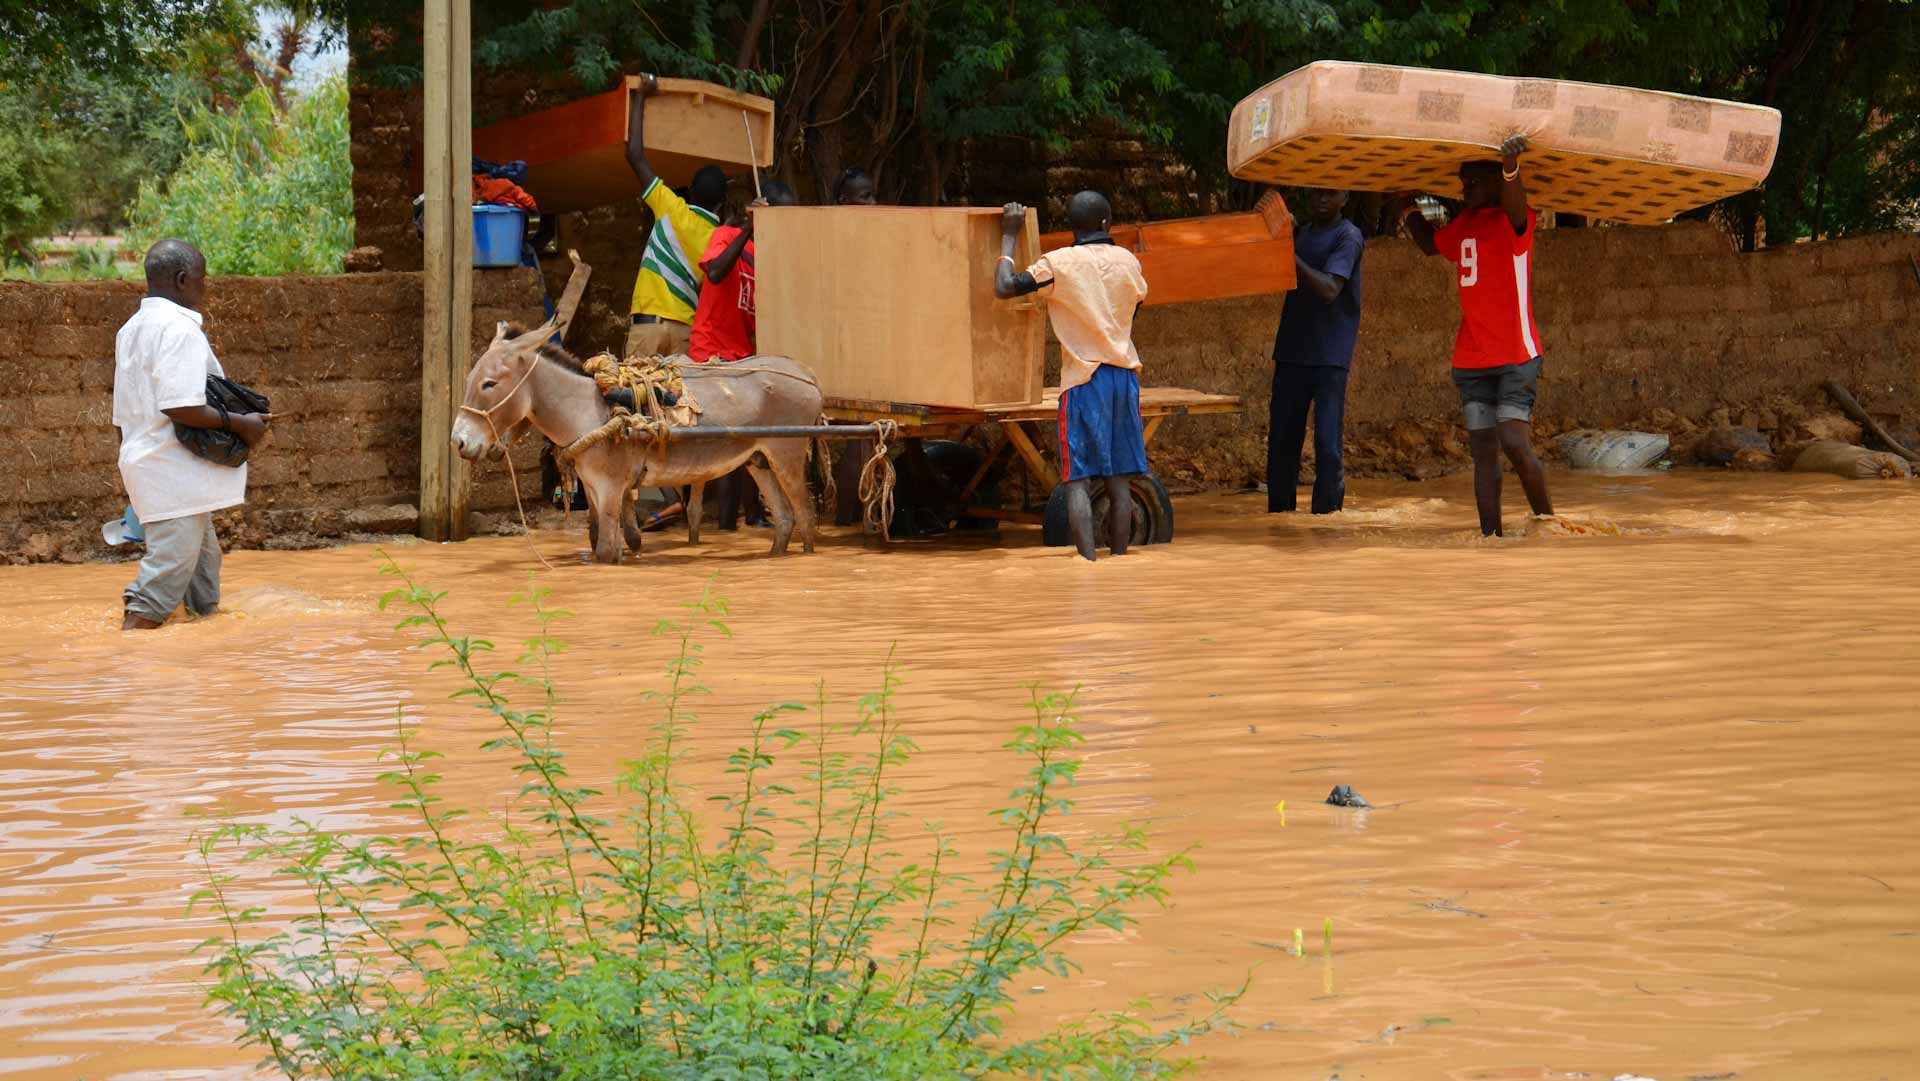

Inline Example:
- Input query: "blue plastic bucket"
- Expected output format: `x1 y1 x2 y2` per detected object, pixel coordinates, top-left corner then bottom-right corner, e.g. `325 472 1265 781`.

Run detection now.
472 205 527 267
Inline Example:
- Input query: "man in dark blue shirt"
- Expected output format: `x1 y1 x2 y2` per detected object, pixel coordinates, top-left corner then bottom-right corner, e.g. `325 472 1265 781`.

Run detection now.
1269 188 1364 514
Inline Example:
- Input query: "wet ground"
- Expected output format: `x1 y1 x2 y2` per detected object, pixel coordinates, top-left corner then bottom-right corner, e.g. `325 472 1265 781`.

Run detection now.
2 471 1917 1080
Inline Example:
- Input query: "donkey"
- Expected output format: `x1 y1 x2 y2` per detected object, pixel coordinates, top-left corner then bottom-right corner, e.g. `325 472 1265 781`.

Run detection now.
452 321 822 564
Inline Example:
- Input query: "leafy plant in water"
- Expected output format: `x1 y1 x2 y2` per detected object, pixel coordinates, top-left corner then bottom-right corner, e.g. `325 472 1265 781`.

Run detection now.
190 557 1238 1078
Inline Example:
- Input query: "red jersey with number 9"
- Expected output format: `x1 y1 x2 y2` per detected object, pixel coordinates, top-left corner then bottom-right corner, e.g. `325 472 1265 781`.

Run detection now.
1433 206 1542 370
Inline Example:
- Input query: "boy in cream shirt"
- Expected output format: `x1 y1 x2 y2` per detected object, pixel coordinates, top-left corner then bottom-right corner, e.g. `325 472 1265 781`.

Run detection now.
993 191 1149 562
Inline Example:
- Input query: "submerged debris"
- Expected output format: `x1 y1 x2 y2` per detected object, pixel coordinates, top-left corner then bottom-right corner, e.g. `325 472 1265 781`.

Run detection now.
1325 784 1370 808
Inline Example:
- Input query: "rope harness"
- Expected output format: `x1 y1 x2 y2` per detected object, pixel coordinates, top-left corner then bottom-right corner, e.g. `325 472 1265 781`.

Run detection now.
555 353 692 468
458 355 554 569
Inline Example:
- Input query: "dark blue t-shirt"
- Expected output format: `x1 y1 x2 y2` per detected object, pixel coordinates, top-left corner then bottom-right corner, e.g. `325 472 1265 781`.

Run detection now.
1272 218 1364 368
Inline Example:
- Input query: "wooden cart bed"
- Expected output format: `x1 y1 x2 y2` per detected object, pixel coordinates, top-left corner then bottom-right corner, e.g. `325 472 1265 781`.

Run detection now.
824 386 1242 526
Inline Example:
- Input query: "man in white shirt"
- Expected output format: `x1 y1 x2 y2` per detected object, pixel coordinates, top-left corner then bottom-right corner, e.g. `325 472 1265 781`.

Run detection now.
113 240 269 630
992 191 1149 561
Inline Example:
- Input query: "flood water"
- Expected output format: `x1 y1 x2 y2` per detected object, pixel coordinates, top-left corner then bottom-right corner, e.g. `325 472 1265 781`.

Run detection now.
2 471 1917 1080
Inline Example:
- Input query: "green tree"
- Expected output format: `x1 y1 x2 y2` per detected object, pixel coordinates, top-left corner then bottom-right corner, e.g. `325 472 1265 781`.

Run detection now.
0 86 78 261
23 67 201 234
125 74 353 275
1 0 345 265
338 0 1920 237
0 0 238 73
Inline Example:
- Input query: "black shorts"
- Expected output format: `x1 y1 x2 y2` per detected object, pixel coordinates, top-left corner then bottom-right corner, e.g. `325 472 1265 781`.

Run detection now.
1451 356 1543 430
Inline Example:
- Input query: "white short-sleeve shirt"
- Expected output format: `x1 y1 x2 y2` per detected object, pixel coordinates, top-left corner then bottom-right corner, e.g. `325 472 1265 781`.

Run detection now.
112 297 247 522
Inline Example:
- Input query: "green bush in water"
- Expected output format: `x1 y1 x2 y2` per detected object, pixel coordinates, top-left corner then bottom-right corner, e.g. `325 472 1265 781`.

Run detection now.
191 560 1237 1079
126 74 351 276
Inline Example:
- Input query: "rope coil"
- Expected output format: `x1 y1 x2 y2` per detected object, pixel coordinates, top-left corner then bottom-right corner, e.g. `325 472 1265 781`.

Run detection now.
815 423 839 516
858 419 899 541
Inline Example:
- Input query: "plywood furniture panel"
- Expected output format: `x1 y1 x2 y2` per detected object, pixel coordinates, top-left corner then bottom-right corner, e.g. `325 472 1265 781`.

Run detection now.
756 207 1046 408
1039 198 1296 306
1228 62 1781 225
470 77 774 213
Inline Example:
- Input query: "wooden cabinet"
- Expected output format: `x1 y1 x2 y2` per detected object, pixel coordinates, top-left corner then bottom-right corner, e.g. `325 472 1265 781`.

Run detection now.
754 207 1046 408
470 76 775 214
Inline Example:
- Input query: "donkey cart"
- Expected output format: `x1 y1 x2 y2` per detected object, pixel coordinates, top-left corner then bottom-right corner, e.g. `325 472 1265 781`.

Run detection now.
820 387 1243 547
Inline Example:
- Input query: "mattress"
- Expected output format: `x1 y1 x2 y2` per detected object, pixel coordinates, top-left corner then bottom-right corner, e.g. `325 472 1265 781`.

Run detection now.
1228 62 1781 225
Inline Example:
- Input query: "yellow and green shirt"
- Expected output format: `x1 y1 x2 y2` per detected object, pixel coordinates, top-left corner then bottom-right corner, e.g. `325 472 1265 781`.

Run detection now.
629 177 721 323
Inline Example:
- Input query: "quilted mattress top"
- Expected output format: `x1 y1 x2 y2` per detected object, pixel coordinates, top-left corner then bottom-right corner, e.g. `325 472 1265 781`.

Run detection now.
1228 62 1781 225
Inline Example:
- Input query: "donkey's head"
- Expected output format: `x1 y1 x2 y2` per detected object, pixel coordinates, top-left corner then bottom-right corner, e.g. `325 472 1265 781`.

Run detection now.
452 320 552 461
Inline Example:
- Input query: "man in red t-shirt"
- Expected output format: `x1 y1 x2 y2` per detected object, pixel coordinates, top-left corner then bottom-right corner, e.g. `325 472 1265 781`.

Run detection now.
1398 135 1554 537
690 180 798 362
691 180 797 528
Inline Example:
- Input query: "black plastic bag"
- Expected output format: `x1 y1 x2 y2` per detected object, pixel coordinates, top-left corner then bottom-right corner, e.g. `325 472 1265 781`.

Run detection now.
174 374 270 467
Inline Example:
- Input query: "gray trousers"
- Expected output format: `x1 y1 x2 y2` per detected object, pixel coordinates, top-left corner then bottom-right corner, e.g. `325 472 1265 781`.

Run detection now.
124 512 222 622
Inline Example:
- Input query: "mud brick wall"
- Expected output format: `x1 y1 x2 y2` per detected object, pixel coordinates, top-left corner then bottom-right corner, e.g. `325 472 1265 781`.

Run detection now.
0 268 548 557
1103 223 1920 488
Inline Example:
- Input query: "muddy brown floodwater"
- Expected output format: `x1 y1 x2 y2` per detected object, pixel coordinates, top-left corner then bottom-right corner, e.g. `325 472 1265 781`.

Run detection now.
3 472 1918 1080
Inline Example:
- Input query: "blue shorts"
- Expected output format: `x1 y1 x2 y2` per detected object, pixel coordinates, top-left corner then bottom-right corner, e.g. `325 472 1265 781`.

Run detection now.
1059 364 1148 481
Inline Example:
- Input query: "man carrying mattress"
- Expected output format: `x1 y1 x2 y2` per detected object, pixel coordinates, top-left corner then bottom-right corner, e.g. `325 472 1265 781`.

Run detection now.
1398 135 1555 537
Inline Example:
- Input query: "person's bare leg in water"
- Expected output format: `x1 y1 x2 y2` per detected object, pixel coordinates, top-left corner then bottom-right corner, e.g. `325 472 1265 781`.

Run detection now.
1470 421 1553 536
1499 418 1553 518
1104 474 1132 555
1066 478 1097 561
1468 427 1504 536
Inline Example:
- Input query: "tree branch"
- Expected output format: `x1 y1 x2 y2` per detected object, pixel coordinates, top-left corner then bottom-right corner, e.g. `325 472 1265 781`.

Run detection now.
735 0 774 69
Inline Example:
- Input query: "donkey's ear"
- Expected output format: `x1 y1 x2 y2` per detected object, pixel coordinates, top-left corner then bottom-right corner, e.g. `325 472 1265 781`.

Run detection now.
491 320 510 345
511 319 558 350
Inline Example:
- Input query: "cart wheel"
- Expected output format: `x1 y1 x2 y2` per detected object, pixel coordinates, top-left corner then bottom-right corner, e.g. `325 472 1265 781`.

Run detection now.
922 440 1003 531
891 439 1003 536
1042 473 1175 547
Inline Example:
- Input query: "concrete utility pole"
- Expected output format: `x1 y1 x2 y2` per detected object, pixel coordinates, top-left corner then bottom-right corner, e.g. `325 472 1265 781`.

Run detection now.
419 0 473 541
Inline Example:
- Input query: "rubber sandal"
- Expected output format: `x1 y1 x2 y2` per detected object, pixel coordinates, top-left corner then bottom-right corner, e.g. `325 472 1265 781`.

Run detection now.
641 505 684 533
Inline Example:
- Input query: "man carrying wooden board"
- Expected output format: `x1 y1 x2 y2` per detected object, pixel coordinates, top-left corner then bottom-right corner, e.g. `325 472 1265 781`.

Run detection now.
623 75 729 361
1397 136 1556 537
622 73 730 531
994 191 1150 562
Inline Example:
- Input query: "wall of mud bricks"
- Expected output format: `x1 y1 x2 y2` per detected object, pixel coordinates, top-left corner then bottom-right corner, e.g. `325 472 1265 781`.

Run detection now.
1114 224 1920 489
5 219 1914 561
1 268 549 561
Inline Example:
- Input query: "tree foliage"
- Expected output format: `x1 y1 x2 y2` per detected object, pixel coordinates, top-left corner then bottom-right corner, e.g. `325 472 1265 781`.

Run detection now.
0 0 235 74
0 87 77 259
125 75 353 275
1 1 342 264
342 0 1918 241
